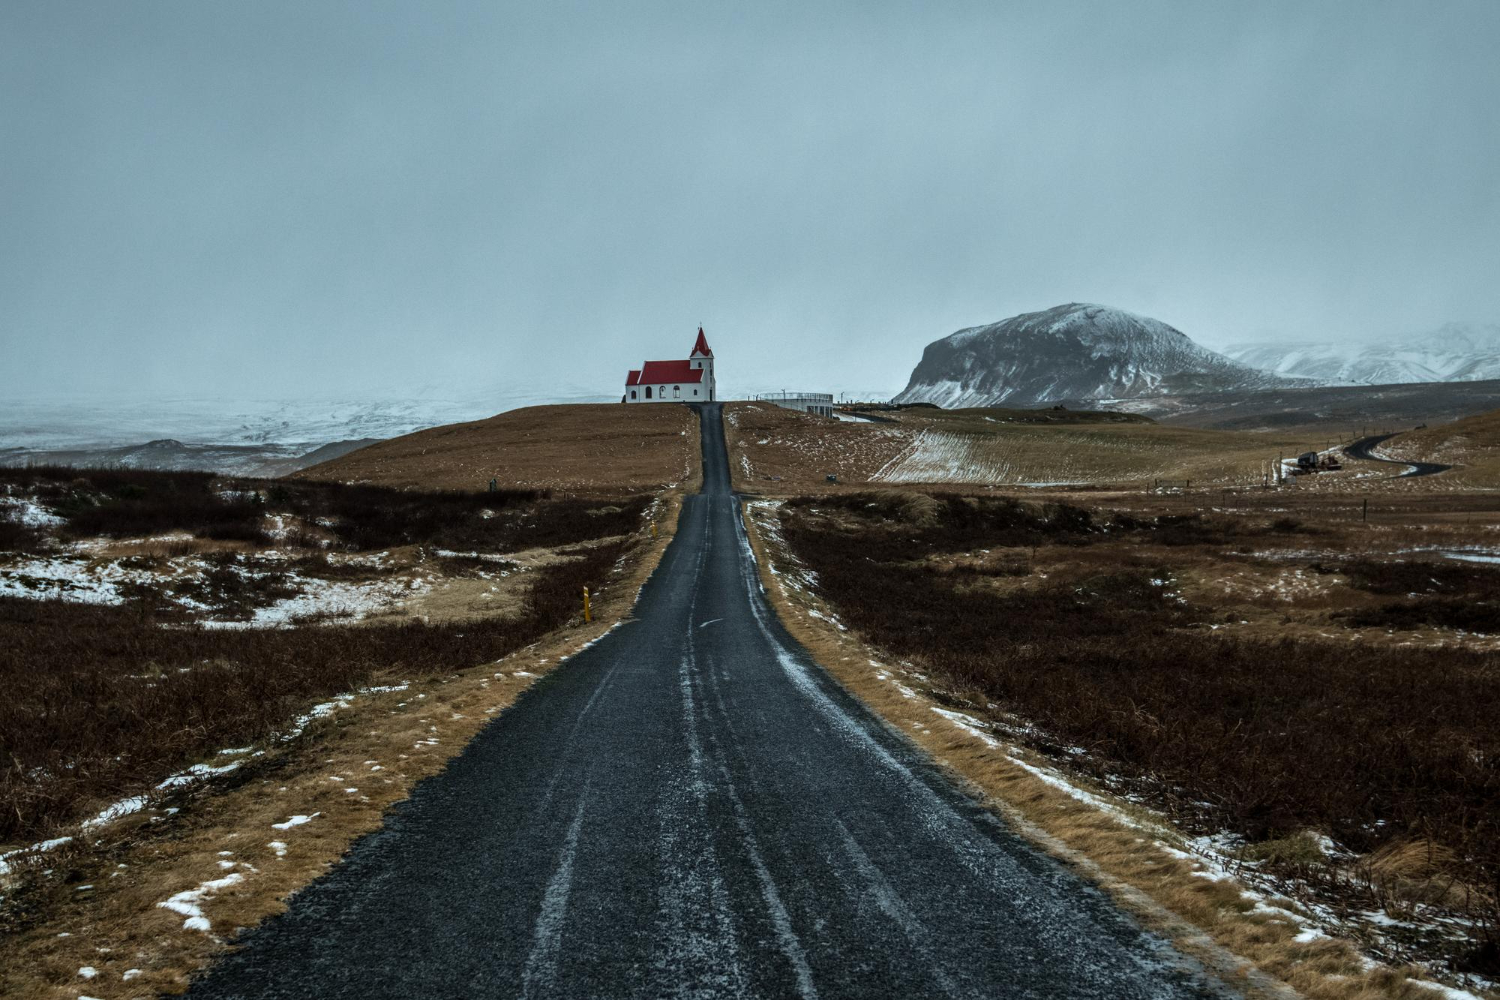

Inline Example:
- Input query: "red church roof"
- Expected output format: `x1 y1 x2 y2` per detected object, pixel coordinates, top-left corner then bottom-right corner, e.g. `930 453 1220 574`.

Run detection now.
690 326 713 358
626 360 704 386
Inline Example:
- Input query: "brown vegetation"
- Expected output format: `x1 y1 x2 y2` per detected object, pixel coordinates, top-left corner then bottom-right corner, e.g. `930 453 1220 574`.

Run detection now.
294 402 699 493
724 401 1381 494
0 466 653 844
0 536 631 845
1383 407 1500 489
0 490 687 1000
0 470 687 1000
774 491 1500 975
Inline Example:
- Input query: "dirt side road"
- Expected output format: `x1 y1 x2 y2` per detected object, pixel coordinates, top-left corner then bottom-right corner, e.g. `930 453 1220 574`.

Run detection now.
187 403 1230 999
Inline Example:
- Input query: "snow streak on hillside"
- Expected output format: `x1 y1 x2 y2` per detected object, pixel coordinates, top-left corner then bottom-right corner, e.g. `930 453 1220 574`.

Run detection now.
870 427 1187 486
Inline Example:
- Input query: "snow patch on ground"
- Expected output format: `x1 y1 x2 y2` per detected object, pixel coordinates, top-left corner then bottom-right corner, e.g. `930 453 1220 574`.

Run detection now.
0 555 146 604
156 761 242 791
0 836 74 876
81 795 149 831
203 574 429 628
0 497 64 526
156 872 244 933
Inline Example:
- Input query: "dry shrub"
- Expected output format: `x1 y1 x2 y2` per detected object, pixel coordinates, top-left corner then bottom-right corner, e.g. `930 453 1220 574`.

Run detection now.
436 555 518 578
1330 559 1500 598
165 555 302 619
0 465 650 558
11 467 271 543
0 479 651 843
1237 832 1329 867
880 490 942 526
0 537 629 843
1339 598 1500 633
1369 839 1461 884
0 518 44 554
1363 840 1479 916
285 555 398 581
777 496 1500 967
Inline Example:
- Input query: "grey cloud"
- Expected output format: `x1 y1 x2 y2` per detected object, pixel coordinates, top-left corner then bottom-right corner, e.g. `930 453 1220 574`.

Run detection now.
2 0 1496 401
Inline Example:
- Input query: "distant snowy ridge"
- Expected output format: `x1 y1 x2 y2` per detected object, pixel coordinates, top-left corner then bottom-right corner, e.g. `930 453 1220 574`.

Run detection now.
0 385 611 476
1222 322 1500 386
895 303 1300 408
0 386 606 452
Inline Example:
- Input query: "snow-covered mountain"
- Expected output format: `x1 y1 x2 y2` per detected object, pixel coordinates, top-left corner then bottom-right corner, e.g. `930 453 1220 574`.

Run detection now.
894 303 1297 408
1221 323 1500 386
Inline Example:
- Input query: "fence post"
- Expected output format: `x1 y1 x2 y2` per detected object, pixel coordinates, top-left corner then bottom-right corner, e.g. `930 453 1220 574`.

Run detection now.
582 586 592 623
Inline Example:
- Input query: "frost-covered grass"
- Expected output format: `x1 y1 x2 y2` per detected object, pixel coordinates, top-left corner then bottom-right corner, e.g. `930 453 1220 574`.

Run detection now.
0 532 631 844
0 463 648 554
0 471 651 844
0 468 650 628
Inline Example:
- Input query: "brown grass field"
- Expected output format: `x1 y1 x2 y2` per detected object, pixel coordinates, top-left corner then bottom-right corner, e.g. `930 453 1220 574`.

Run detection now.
725 401 1490 496
0 464 661 842
749 486 1500 995
0 409 702 998
7 398 1498 997
0 503 688 999
1382 409 1500 490
743 499 1498 1000
295 402 699 493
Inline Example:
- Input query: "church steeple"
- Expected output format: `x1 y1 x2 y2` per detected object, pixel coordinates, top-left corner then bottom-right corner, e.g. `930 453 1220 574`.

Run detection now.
688 326 715 401
690 326 713 359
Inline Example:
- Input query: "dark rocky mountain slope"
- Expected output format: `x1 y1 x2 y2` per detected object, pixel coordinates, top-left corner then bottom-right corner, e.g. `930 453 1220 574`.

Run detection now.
895 303 1299 407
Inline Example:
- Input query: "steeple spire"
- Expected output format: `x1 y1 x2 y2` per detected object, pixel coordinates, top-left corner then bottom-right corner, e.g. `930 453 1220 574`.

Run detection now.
691 326 713 358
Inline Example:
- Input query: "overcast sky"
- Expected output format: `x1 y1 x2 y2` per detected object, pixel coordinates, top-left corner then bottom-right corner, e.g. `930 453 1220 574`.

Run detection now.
3 1 1497 403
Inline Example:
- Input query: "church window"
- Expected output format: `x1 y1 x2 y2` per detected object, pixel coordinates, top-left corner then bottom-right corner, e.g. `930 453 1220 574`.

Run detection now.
673 385 680 398
645 386 652 399
630 389 637 400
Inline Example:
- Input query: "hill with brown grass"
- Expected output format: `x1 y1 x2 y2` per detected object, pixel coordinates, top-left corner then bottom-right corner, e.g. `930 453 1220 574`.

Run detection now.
294 404 699 494
1380 407 1500 488
726 402 1371 493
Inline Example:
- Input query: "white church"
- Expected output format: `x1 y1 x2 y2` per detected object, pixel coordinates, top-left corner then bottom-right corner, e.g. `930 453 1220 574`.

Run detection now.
622 327 716 403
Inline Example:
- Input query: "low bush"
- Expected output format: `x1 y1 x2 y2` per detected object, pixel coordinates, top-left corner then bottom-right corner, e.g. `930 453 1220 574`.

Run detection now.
0 467 267 542
778 499 1500 940
0 466 652 556
1326 558 1500 598
167 555 302 619
0 518 44 554
0 537 631 843
284 555 399 581
1338 598 1500 634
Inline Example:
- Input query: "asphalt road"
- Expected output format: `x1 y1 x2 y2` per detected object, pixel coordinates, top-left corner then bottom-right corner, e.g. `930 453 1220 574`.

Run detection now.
1344 434 1451 477
189 403 1227 1000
